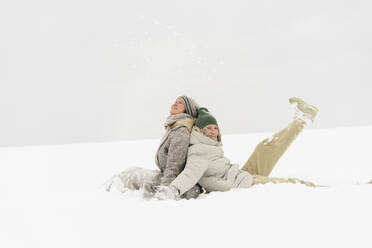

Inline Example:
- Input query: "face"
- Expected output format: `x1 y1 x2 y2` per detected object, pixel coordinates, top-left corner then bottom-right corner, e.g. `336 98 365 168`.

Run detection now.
169 98 186 115
202 124 219 141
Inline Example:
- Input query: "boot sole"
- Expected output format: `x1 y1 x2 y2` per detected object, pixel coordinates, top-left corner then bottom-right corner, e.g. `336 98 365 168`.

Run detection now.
289 97 319 116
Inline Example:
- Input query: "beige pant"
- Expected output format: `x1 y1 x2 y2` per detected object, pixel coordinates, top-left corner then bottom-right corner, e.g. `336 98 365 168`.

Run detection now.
241 119 319 187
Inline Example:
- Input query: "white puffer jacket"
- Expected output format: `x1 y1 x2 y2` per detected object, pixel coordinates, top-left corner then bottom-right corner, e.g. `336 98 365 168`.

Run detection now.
170 127 253 196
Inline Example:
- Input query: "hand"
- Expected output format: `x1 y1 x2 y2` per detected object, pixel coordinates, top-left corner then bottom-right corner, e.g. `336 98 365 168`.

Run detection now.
154 185 180 200
142 183 158 198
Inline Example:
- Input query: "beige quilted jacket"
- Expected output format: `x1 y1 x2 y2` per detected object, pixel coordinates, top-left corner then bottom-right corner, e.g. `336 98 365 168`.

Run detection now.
170 127 253 195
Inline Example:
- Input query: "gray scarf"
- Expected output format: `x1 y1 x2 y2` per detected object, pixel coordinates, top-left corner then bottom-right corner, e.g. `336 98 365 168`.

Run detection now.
163 113 192 128
159 113 193 145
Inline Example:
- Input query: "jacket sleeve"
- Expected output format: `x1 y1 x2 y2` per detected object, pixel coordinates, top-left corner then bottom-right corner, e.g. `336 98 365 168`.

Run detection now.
160 127 190 185
170 146 209 196
198 176 234 192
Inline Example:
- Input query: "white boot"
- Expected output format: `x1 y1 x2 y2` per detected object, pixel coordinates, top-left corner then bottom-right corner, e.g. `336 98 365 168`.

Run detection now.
289 97 319 125
104 175 127 193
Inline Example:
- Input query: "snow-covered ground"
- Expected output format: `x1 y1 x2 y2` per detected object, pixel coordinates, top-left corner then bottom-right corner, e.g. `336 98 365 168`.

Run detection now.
1 125 372 248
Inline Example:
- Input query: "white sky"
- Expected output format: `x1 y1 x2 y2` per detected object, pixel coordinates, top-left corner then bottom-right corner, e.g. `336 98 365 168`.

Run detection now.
1 0 372 146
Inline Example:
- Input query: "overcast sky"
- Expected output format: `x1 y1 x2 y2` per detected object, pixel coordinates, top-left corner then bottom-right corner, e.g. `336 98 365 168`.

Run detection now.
1 0 372 147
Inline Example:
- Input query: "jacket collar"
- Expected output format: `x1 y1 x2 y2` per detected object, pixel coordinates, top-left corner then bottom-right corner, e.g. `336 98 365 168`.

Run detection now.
170 119 195 133
164 113 193 128
190 126 223 147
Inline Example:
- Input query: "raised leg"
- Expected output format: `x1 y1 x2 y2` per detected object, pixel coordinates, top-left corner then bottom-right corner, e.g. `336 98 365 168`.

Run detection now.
242 119 306 176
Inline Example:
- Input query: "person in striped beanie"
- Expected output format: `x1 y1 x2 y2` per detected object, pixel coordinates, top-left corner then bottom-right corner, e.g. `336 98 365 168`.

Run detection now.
106 95 204 200
146 95 202 199
170 95 199 118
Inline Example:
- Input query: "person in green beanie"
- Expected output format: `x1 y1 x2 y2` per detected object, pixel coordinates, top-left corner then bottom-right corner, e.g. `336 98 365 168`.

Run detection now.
154 98 321 200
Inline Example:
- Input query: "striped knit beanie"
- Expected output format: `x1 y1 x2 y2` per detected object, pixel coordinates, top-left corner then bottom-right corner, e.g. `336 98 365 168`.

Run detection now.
178 95 200 118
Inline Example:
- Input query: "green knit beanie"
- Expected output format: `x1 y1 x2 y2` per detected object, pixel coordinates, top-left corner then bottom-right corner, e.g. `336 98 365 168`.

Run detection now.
195 107 218 129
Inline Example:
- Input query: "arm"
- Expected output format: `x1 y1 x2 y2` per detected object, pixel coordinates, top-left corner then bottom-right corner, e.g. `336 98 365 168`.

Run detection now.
160 128 190 185
170 147 209 196
198 176 234 192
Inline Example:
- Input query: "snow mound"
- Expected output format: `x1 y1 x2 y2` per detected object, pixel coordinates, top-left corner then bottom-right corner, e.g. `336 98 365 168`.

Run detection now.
1 125 372 248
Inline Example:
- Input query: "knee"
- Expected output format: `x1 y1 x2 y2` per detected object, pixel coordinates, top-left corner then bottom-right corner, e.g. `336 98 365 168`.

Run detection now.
257 140 266 148
261 136 280 146
257 139 272 149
